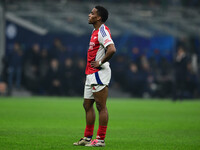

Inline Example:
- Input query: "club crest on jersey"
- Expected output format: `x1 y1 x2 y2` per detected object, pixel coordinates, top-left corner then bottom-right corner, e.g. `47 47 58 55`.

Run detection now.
92 86 96 90
89 42 95 50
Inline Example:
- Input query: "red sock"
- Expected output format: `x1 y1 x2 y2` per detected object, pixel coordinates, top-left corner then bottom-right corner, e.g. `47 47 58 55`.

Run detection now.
96 125 107 140
84 125 94 138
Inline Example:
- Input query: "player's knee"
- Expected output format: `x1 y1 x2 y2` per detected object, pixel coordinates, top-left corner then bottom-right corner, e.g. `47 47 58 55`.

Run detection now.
83 101 92 112
96 102 106 112
83 102 88 111
96 102 101 112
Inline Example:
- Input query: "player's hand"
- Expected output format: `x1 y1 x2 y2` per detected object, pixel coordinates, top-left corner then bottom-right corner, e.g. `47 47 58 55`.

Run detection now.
91 61 100 68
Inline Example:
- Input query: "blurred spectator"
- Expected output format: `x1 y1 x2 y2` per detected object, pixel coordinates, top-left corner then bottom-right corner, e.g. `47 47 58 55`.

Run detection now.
185 62 199 98
0 56 9 95
173 47 188 100
112 55 128 90
7 42 23 90
140 55 157 97
0 82 7 96
126 63 145 97
148 49 161 72
39 48 50 78
50 38 69 63
1 55 9 84
73 58 86 96
26 43 41 69
46 59 63 96
157 58 173 98
130 47 141 67
39 48 50 94
23 44 41 94
153 49 161 64
62 57 75 95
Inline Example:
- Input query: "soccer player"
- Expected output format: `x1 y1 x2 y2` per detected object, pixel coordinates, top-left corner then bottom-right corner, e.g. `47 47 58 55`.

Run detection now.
73 6 116 147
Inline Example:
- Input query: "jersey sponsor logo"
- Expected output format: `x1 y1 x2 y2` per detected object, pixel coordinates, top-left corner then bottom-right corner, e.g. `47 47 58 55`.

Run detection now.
89 42 95 50
104 39 112 45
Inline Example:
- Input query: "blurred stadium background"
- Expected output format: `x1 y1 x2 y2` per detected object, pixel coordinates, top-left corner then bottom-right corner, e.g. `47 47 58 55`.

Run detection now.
0 0 200 99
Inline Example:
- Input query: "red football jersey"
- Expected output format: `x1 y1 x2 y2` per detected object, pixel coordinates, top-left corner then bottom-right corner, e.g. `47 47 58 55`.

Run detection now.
85 24 114 74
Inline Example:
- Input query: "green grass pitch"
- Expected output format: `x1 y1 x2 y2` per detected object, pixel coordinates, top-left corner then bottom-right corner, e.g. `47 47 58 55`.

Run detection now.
0 97 200 150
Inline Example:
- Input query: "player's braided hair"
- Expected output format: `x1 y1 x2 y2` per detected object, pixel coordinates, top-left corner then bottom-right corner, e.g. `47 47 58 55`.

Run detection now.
95 6 108 23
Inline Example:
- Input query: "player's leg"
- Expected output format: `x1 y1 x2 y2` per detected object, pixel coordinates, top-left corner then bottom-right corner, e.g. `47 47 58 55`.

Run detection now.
83 99 95 138
93 86 108 127
73 99 95 146
73 82 95 146
85 86 108 147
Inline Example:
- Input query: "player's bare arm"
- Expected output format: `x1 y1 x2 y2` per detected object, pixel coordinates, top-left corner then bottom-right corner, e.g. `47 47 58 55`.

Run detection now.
91 44 116 68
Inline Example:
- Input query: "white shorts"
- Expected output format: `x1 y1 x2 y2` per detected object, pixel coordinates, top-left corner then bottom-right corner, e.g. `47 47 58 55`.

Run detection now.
84 62 111 99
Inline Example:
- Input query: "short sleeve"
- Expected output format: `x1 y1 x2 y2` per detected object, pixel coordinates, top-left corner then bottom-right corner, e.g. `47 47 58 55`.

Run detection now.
98 26 114 48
